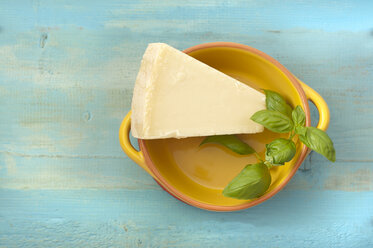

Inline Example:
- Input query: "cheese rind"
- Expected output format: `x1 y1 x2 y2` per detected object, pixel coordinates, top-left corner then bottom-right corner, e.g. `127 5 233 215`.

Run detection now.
131 43 266 139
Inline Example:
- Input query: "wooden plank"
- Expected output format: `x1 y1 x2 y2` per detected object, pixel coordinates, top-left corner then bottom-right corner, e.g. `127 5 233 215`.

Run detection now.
1 153 373 192
0 189 372 247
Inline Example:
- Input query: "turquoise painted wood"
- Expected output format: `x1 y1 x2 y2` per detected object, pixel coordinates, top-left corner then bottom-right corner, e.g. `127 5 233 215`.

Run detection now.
0 1 372 247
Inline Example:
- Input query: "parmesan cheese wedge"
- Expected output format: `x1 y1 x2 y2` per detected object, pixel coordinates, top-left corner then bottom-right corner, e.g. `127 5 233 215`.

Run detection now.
131 43 265 139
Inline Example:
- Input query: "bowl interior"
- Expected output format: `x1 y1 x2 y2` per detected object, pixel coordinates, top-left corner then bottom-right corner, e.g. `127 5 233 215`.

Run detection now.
144 46 306 207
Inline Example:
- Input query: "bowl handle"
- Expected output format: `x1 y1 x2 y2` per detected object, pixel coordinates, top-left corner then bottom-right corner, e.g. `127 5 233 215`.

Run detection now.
298 80 330 131
119 111 155 177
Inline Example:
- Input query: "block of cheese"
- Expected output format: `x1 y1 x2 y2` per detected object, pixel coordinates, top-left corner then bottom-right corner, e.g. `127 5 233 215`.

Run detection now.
131 43 266 139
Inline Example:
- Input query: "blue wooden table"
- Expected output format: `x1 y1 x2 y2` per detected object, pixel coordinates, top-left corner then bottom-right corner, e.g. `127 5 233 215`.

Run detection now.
1 1 372 247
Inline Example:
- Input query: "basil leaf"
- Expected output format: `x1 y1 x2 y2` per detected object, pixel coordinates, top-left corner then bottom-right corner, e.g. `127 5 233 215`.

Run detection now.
200 135 255 155
292 105 306 127
297 127 336 162
264 90 293 118
223 163 271 200
295 125 307 137
251 110 294 133
265 138 296 165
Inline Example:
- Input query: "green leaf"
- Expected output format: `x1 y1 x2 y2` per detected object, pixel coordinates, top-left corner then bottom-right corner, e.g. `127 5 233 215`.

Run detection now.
297 127 336 162
295 125 307 137
223 163 271 200
292 105 306 127
251 110 294 133
265 138 296 165
264 90 293 118
200 135 255 155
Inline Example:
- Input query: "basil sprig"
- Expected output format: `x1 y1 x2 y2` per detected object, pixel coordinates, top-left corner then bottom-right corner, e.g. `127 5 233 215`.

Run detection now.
201 89 336 200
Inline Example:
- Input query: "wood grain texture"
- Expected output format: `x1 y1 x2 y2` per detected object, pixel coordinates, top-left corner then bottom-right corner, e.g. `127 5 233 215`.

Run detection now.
0 0 372 247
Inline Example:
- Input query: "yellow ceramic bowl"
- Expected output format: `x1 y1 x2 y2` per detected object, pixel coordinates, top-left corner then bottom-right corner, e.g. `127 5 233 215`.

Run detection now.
119 42 330 211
